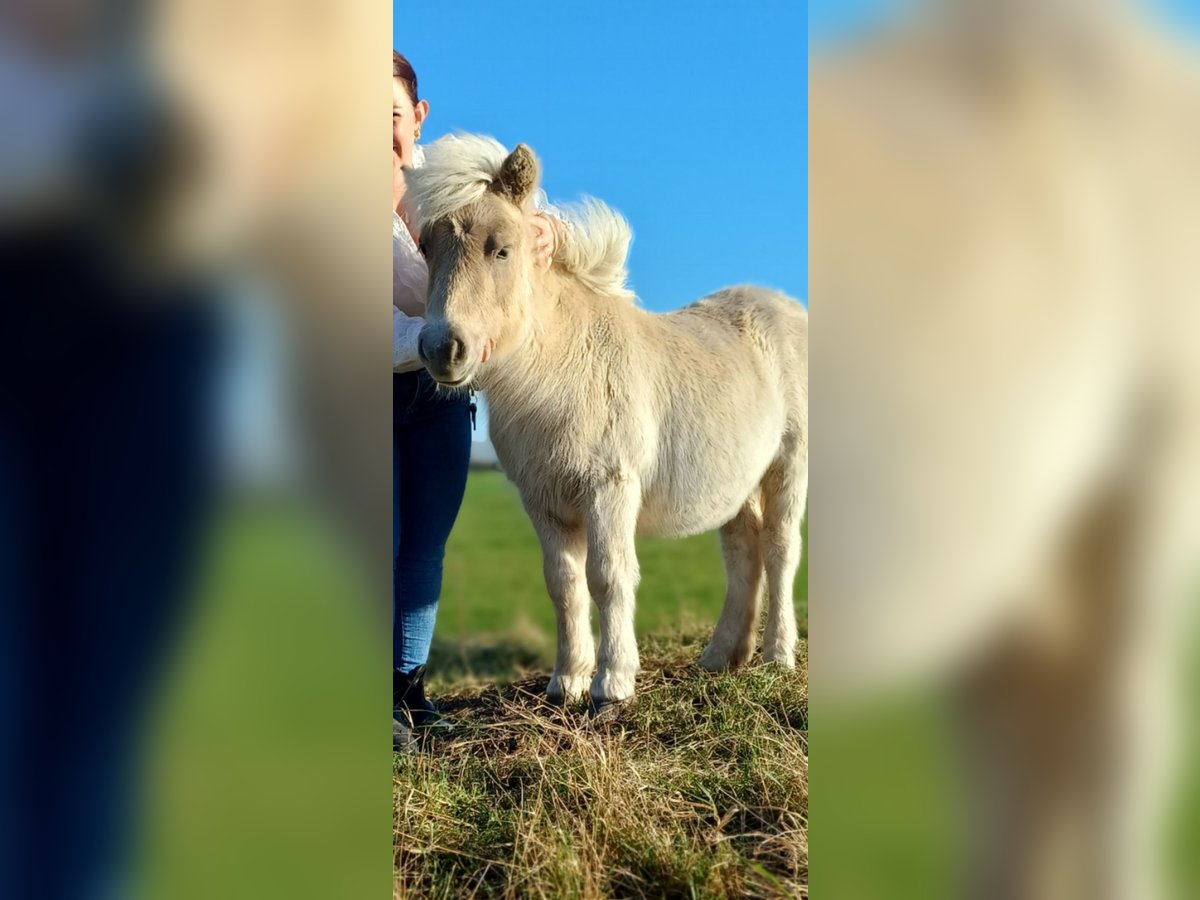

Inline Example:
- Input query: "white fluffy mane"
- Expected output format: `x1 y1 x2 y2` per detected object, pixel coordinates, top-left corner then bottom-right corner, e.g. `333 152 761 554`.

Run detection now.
405 134 508 231
406 133 634 301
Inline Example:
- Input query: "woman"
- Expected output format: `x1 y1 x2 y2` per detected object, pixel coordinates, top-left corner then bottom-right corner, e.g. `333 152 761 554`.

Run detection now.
392 51 560 749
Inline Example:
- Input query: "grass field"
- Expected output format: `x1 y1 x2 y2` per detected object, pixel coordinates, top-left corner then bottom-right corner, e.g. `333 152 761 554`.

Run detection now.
397 470 809 898
395 634 807 898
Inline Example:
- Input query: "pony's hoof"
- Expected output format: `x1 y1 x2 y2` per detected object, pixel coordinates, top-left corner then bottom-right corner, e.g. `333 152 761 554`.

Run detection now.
546 674 589 706
698 644 732 671
700 639 756 671
587 695 627 722
761 645 797 669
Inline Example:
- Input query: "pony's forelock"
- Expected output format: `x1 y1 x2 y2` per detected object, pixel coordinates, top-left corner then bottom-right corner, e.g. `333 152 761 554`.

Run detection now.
404 133 510 232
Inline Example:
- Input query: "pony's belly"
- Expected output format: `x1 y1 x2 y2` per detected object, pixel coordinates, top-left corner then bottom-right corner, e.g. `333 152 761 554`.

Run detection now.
636 408 785 537
636 501 730 538
636 462 767 538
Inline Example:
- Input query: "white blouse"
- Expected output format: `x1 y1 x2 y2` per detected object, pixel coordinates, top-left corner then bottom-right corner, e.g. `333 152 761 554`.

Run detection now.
394 145 428 373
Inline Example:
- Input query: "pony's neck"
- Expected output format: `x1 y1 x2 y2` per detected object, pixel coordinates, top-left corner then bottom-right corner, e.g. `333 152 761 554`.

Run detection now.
479 269 593 408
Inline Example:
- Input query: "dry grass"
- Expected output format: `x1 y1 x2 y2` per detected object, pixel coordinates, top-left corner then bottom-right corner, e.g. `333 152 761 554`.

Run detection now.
393 628 808 899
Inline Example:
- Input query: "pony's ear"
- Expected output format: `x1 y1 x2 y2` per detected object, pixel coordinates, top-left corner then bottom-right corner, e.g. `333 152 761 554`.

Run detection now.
491 144 538 206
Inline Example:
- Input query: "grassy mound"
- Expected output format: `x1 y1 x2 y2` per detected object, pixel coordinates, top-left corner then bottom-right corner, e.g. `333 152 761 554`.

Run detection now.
393 629 808 899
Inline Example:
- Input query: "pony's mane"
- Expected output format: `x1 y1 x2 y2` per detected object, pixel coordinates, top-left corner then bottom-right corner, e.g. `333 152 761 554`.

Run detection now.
406 133 634 302
554 199 635 302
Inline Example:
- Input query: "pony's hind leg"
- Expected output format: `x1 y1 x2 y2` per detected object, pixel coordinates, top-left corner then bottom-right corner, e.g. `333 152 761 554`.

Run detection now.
699 497 766 671
761 435 807 668
531 511 594 704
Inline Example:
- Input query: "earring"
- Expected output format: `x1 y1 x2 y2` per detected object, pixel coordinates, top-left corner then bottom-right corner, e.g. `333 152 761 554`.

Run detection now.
414 128 421 140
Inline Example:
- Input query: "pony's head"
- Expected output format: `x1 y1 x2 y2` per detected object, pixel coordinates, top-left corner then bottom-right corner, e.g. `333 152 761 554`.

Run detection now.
405 134 541 387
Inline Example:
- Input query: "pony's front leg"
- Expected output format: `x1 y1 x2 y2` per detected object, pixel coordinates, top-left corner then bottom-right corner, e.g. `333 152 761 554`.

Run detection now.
531 512 594 704
584 478 642 710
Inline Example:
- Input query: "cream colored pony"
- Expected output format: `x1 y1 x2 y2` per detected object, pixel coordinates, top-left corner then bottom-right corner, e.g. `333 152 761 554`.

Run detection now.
405 134 807 709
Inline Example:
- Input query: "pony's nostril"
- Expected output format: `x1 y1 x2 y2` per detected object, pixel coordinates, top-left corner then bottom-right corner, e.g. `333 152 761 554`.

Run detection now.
448 337 466 366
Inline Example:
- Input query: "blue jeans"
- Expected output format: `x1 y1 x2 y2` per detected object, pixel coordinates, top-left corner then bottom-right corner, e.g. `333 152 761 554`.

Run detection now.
393 370 473 674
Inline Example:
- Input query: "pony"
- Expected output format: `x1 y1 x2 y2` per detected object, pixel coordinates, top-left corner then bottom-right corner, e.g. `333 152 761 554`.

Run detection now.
404 134 807 710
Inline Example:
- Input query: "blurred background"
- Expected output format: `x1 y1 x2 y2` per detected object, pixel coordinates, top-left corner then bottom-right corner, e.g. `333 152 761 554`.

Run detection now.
1 0 390 897
810 1 1200 898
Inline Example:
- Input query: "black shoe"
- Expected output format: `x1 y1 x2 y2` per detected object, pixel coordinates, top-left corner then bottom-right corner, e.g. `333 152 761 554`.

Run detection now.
393 665 450 751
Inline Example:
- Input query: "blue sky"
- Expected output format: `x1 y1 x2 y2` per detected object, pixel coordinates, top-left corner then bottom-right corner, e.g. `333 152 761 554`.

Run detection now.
397 1 806 313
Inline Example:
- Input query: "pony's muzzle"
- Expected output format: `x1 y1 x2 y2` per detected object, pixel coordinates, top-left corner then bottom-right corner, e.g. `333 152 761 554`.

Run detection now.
418 323 471 385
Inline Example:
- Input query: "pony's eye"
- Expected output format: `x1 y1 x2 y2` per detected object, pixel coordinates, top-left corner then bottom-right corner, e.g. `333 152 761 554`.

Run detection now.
495 248 509 260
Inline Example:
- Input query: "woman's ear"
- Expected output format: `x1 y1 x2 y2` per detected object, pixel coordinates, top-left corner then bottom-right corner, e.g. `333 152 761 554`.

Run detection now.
414 99 430 130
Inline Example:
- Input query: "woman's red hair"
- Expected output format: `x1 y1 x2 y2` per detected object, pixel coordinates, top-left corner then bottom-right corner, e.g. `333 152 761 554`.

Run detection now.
394 51 418 104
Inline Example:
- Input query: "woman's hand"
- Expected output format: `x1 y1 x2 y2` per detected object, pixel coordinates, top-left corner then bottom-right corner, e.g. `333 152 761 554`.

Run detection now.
529 211 564 269
393 147 406 213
